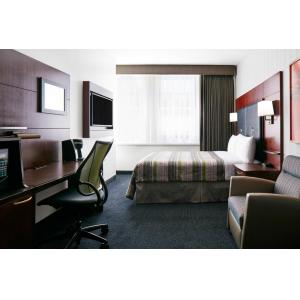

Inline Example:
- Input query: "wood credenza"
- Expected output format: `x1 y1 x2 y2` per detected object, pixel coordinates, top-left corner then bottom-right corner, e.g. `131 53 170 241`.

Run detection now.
0 161 80 248
0 193 34 248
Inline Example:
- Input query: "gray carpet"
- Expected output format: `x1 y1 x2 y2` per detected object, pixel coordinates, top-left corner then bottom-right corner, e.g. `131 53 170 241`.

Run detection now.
37 174 236 249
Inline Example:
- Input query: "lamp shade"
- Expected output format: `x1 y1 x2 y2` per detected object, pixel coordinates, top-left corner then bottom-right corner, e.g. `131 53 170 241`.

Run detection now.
229 112 238 122
258 100 274 117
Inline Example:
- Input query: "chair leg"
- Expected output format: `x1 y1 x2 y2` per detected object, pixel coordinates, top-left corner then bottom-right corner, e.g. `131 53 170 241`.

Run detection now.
65 231 81 249
81 230 108 244
83 224 108 234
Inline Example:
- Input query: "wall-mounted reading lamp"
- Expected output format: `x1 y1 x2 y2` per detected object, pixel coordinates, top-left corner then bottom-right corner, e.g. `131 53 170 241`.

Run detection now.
258 100 274 125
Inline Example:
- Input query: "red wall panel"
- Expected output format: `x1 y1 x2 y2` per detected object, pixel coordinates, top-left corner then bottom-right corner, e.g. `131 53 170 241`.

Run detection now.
235 72 283 169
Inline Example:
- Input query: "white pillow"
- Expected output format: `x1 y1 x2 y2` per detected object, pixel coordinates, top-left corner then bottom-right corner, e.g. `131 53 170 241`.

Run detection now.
227 135 237 154
235 134 256 163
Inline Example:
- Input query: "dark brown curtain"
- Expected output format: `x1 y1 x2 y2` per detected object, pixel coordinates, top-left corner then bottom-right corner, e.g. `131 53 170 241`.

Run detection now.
200 75 234 151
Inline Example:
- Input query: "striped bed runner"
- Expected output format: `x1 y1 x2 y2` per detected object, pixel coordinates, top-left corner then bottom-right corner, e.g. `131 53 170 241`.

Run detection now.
126 151 225 199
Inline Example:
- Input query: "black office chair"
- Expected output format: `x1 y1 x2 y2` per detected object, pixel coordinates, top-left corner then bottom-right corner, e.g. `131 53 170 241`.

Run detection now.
39 140 113 248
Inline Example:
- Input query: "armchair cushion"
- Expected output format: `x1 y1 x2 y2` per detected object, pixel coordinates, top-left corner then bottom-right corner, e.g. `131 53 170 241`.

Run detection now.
228 196 246 228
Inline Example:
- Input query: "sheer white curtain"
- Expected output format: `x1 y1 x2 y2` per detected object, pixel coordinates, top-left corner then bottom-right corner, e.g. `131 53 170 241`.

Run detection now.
116 75 200 144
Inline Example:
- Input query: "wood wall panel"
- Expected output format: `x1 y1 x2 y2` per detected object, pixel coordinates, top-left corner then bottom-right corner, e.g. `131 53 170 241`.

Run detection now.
0 50 70 141
0 84 70 129
236 72 283 169
21 139 61 170
0 50 70 98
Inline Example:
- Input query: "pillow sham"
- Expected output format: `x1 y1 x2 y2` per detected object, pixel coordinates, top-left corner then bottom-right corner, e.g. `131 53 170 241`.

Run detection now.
227 135 237 154
235 134 256 163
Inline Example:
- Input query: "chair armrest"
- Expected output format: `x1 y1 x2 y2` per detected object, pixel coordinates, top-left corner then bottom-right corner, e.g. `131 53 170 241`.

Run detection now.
77 180 106 206
241 193 300 248
229 176 275 196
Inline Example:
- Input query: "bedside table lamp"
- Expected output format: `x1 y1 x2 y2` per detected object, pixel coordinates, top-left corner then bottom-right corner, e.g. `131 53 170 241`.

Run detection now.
229 112 238 134
258 100 274 124
229 112 238 123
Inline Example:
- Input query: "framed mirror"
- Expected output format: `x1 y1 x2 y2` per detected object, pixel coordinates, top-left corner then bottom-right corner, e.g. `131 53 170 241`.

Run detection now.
39 78 66 115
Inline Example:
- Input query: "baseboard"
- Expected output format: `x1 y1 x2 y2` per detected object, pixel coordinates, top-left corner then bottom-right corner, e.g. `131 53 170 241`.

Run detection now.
116 170 132 175
106 175 116 184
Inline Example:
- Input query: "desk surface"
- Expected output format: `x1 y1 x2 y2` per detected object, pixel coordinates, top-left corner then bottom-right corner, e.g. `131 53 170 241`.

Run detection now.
0 161 80 204
24 161 80 189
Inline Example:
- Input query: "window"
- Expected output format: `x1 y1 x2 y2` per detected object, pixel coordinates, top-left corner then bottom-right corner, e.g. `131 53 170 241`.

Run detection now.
116 75 200 144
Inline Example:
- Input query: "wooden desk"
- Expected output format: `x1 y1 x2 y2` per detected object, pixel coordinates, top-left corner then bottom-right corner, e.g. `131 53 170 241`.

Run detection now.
0 161 80 248
24 161 80 190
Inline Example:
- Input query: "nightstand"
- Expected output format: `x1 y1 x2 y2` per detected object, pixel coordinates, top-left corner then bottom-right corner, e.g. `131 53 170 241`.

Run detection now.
234 163 280 181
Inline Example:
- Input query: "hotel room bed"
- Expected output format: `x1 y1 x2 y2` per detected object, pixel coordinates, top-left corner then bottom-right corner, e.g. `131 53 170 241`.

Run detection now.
126 150 250 204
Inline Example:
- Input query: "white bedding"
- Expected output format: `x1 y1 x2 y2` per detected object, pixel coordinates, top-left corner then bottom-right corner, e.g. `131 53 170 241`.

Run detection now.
214 151 247 180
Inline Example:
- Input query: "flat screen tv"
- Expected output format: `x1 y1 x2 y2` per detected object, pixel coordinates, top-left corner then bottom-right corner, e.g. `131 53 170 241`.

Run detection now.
90 92 113 128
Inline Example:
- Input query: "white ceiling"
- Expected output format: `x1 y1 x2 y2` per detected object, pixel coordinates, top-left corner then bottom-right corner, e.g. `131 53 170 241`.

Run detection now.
103 49 250 65
20 49 251 68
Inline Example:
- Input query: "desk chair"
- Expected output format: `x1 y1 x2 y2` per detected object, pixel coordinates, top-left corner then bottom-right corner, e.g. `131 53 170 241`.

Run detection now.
39 140 113 248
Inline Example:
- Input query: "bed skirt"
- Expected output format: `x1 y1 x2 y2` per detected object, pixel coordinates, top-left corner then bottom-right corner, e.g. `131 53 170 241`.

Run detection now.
135 181 230 204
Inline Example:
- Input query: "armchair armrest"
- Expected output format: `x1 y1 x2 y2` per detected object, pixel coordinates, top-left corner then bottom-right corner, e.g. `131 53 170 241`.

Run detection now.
229 176 275 197
241 193 300 248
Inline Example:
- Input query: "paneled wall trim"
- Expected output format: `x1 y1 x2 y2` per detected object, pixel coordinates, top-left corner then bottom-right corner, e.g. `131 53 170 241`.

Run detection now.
235 72 283 169
0 49 70 140
116 65 237 76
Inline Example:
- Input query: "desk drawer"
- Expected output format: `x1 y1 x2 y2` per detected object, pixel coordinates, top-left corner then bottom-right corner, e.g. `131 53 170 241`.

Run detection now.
0 194 34 248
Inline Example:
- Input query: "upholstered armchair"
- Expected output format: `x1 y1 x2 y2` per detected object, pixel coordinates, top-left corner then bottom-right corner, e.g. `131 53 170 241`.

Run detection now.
227 155 300 249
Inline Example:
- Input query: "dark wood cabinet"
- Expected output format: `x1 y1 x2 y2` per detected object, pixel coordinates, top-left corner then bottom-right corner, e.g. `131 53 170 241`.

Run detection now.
234 163 280 181
0 194 35 248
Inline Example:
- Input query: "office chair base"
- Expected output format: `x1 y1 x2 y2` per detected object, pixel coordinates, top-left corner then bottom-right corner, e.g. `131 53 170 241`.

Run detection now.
84 223 108 235
65 220 109 249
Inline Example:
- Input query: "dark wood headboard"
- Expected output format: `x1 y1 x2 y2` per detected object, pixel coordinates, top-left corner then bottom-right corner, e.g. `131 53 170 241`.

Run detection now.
235 72 283 169
0 50 70 140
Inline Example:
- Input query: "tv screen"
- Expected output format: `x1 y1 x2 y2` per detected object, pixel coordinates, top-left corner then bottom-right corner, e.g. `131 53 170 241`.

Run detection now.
90 93 113 127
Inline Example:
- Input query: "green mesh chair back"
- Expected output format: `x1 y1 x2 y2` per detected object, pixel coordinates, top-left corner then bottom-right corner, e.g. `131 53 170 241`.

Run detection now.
75 141 112 196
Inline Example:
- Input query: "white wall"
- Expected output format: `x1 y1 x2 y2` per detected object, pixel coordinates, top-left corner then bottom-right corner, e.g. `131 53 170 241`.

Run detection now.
236 49 300 157
18 50 117 180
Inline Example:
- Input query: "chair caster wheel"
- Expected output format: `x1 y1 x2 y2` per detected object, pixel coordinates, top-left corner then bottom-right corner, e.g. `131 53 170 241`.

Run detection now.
101 225 109 235
100 243 109 249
